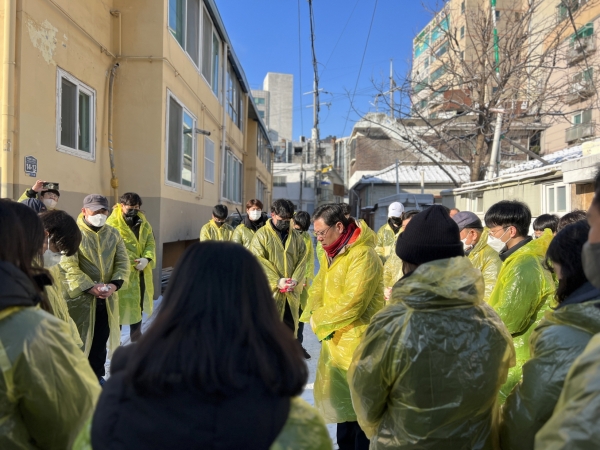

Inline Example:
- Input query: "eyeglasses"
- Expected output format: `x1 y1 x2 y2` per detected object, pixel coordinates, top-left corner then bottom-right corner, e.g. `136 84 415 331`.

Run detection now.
313 226 331 238
490 226 511 237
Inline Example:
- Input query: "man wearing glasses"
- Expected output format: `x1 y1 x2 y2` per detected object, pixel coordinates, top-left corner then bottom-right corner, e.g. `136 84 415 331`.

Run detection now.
301 203 384 450
484 200 555 403
200 204 234 242
250 199 308 335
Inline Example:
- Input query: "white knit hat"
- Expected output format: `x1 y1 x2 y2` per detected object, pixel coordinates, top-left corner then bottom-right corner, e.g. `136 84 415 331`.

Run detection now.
388 202 405 218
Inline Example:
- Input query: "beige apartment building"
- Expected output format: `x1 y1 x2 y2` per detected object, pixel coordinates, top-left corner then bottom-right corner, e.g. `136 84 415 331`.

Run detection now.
0 0 274 288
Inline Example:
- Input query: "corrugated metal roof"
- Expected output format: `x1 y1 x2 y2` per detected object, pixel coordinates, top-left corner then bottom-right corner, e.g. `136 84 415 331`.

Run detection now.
500 146 583 175
356 161 471 186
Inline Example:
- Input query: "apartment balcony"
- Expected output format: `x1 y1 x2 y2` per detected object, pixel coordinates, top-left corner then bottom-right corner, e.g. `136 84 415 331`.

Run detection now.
565 81 595 104
429 89 472 112
567 35 596 65
565 122 595 143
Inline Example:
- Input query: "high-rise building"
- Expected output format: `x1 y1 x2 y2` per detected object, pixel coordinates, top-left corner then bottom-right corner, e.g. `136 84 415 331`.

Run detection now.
252 73 293 142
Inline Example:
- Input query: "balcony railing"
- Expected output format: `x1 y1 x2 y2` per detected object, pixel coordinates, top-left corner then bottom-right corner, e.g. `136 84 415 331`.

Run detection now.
566 80 595 104
567 35 596 65
565 121 595 142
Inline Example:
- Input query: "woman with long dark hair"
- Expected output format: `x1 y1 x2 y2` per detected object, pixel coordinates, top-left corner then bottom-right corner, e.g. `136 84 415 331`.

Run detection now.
501 221 600 450
0 201 100 449
89 242 331 449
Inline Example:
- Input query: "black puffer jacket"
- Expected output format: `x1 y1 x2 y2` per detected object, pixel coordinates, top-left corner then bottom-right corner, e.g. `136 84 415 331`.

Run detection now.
91 344 290 450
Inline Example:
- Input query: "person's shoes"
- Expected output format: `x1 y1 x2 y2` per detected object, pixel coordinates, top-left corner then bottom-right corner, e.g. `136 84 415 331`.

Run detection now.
302 347 311 360
99 377 106 387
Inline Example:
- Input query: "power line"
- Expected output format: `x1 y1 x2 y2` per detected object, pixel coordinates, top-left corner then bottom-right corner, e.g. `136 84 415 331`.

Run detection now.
321 0 361 76
342 0 379 137
297 0 304 136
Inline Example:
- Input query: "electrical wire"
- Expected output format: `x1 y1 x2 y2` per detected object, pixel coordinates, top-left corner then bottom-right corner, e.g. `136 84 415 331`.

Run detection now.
297 0 305 135
342 0 379 137
321 0 362 76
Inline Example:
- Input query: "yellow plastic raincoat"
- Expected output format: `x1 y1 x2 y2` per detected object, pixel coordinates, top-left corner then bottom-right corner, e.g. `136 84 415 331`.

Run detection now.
299 231 315 311
0 307 101 450
489 230 555 402
501 290 600 450
60 215 130 357
534 333 600 450
375 222 399 263
249 220 308 333
232 223 256 248
348 257 515 449
73 397 332 450
301 226 384 423
316 220 375 266
468 228 502 302
106 205 156 325
46 264 83 347
382 230 404 290
200 219 234 241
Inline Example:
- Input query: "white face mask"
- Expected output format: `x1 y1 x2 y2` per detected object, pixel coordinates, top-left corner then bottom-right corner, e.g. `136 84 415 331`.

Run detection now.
248 210 262 221
43 237 63 267
42 198 58 210
461 238 473 252
487 229 509 253
87 213 107 227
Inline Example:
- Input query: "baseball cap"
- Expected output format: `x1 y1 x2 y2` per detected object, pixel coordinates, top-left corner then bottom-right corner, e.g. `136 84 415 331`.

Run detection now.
452 211 483 231
388 202 405 218
83 194 109 212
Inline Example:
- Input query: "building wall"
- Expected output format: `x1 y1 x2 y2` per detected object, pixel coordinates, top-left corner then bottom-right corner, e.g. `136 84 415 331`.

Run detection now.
5 0 273 294
263 72 293 142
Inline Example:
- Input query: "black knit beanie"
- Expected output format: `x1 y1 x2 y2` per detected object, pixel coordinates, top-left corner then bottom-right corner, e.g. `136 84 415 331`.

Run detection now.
396 205 464 265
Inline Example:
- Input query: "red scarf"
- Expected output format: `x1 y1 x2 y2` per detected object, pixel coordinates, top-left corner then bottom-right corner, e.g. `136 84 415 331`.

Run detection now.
322 221 359 258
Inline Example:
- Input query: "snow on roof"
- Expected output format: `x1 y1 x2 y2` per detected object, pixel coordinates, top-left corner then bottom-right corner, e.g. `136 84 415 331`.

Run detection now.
355 161 471 187
500 146 583 175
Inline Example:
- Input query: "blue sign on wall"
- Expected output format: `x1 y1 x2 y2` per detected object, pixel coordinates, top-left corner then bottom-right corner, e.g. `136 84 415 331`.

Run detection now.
25 156 37 177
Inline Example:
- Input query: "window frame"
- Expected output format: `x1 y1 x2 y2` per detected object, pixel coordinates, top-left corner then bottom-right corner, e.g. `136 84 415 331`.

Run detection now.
204 136 215 183
168 1 220 100
542 181 571 215
221 149 243 203
165 90 198 191
56 67 96 161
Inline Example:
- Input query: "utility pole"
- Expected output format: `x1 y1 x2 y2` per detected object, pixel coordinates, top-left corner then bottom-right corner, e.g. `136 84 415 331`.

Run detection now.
486 0 503 180
308 0 321 206
390 59 394 119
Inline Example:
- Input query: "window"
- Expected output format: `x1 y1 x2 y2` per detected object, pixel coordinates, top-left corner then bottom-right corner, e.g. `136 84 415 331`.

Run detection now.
570 22 594 46
558 0 589 22
495 10 500 20
222 150 242 203
544 182 570 214
257 128 271 172
461 1 465 13
169 2 220 95
573 109 592 124
460 26 465 39
56 68 96 160
435 42 448 58
258 111 265 119
303 177 314 188
227 64 244 130
204 136 215 183
273 176 287 187
166 92 196 189
256 178 266 202
430 65 446 83
254 97 265 105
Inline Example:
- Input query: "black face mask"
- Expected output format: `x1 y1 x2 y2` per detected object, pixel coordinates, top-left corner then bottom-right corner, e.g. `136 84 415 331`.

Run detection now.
124 209 139 218
274 219 290 232
389 218 402 230
215 221 225 228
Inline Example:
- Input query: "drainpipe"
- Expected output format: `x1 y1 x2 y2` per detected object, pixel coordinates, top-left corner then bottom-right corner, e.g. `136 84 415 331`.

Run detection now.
219 43 228 203
1 0 16 199
108 63 120 205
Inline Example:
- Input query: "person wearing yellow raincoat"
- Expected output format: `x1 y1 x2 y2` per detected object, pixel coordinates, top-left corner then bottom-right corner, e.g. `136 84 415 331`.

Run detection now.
375 202 404 263
500 221 600 450
382 210 420 301
250 199 307 335
349 206 515 450
232 199 269 248
301 203 384 450
485 201 555 403
60 194 130 382
452 211 502 302
106 193 156 343
200 204 234 241
292 211 314 359
0 201 100 450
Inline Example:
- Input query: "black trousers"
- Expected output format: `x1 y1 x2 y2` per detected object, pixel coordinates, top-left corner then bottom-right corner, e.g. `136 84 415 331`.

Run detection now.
337 421 370 450
282 300 295 333
129 272 145 341
297 308 305 344
88 299 110 378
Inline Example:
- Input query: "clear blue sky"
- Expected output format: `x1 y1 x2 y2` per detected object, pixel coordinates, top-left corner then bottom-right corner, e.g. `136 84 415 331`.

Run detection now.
216 0 440 141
